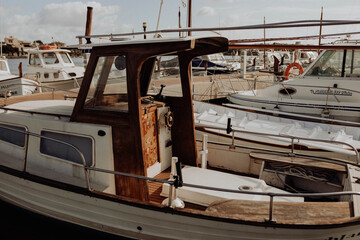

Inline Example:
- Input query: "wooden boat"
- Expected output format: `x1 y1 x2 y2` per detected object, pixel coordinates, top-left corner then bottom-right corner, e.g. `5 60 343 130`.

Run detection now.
0 57 38 97
24 47 84 91
1 36 360 239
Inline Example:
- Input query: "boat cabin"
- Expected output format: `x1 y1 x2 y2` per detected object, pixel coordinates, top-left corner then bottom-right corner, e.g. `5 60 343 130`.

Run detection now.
71 37 228 200
25 47 84 88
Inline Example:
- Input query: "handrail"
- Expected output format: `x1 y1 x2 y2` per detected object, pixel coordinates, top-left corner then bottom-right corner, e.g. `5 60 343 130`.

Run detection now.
87 162 360 222
3 83 78 106
276 82 360 95
0 124 90 189
2 123 360 222
196 123 360 164
229 76 360 98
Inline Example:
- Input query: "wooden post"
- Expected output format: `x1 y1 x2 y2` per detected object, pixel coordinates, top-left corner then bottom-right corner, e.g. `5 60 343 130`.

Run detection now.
187 0 192 36
85 6 93 44
263 17 266 69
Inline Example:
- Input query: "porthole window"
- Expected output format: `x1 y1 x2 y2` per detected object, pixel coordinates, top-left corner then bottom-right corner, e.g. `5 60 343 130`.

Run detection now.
279 87 296 95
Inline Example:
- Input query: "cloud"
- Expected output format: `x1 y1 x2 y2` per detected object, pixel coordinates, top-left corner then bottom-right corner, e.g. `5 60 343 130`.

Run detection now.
2 1 126 44
197 6 216 16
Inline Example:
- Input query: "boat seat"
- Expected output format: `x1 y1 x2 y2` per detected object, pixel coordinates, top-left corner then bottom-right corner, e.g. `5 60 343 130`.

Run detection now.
206 199 354 224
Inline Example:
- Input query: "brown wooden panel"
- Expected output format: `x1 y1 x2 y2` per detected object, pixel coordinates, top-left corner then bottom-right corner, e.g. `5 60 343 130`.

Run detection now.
206 199 353 224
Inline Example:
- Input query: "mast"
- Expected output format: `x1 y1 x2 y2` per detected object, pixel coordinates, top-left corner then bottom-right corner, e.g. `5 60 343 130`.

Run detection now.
187 0 192 36
155 0 164 38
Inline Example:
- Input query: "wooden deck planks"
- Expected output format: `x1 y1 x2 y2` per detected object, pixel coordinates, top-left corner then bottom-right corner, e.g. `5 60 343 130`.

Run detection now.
206 199 353 224
148 169 206 210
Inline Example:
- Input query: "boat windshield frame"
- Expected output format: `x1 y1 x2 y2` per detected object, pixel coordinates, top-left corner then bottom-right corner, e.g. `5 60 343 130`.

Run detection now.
304 49 360 79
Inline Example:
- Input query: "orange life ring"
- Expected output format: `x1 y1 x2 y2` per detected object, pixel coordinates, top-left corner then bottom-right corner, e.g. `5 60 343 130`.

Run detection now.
284 62 304 80
39 45 56 50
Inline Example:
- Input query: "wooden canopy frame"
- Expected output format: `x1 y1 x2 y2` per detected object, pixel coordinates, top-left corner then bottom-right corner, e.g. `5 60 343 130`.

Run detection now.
70 37 228 200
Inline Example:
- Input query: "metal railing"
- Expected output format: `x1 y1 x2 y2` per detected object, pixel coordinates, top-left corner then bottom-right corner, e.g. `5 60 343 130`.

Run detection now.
196 123 360 164
2 124 360 223
3 83 78 106
0 124 89 189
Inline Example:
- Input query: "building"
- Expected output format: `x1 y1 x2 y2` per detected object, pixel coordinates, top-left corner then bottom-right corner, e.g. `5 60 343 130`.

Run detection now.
4 36 33 56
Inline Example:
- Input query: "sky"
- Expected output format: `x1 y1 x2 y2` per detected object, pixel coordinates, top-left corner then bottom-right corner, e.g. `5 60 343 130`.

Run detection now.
1 0 360 45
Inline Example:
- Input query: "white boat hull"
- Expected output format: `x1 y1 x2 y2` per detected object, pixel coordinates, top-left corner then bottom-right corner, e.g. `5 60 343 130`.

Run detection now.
0 77 38 97
227 92 360 122
1 169 360 240
39 77 83 92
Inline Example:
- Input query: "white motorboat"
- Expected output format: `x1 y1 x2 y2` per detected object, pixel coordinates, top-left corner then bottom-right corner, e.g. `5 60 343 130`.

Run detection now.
192 53 240 74
0 57 38 97
193 101 360 172
1 37 360 239
24 46 84 91
228 47 360 121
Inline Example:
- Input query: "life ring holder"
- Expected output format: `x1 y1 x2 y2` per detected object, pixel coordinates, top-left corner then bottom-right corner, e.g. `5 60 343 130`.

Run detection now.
165 111 174 128
39 45 56 50
284 62 304 80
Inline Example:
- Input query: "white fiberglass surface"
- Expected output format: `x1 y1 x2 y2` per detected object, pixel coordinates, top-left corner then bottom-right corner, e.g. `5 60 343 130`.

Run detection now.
161 166 303 206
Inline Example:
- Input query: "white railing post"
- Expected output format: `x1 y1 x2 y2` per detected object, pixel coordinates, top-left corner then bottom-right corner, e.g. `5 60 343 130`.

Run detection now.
200 134 208 169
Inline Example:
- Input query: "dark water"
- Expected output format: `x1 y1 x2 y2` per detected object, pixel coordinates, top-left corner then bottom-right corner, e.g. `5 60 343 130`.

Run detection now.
0 200 130 240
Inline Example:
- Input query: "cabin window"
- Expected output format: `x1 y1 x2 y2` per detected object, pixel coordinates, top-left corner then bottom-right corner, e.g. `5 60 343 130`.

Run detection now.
147 56 183 97
305 50 343 77
0 124 26 147
60 52 72 64
29 54 40 66
43 52 59 65
0 61 7 71
305 49 360 78
344 50 360 77
40 131 93 166
85 56 128 112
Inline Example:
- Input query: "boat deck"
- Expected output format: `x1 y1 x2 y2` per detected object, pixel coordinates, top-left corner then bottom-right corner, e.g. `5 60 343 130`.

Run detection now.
148 169 206 211
0 90 78 107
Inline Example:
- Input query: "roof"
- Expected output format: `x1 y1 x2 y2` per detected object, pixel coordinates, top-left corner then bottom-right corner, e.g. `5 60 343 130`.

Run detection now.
70 36 216 50
26 48 71 54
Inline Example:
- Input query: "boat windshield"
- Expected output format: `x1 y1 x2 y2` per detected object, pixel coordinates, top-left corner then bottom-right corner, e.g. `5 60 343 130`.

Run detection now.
85 55 128 112
0 61 8 72
305 49 360 78
42 52 60 65
208 54 225 62
59 52 72 64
